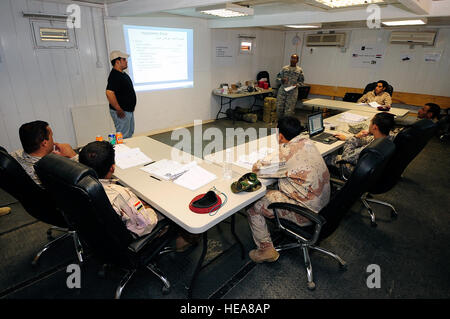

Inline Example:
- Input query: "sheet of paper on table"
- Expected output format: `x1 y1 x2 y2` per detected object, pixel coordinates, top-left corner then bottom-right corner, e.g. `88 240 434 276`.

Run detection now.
173 165 217 191
339 112 369 123
114 145 153 169
356 102 381 108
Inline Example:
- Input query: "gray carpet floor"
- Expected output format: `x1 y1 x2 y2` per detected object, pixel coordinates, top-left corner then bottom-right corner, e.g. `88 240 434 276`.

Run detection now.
1 107 449 301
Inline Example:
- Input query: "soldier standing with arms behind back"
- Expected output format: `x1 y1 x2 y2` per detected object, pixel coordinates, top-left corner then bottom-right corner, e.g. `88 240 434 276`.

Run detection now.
276 54 304 118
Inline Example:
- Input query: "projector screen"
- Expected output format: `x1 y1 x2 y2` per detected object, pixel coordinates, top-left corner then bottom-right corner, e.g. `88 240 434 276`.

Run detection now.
123 25 194 92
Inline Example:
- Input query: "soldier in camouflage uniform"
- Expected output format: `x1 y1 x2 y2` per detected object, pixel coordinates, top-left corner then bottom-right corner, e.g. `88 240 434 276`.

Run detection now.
326 112 395 177
247 117 330 263
276 54 305 118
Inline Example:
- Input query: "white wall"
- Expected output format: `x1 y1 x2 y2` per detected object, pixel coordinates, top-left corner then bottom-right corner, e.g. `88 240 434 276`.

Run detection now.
282 27 450 97
211 28 285 91
0 0 109 152
209 28 285 112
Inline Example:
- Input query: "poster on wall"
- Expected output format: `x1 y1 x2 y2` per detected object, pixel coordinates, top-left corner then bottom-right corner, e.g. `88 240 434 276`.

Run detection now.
214 42 234 65
423 50 442 63
215 43 233 58
350 43 385 68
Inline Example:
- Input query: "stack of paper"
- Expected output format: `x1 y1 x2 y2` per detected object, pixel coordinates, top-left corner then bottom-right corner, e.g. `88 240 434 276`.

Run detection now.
114 145 153 169
235 147 275 170
140 159 217 190
340 112 369 124
140 159 197 181
235 147 283 175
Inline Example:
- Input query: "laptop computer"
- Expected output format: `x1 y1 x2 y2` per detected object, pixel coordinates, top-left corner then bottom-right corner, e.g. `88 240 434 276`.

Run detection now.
307 112 338 144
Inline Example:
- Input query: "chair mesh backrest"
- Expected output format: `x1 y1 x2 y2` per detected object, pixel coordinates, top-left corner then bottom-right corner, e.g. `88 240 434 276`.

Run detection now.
0 146 66 227
319 137 395 239
369 119 437 194
35 153 135 265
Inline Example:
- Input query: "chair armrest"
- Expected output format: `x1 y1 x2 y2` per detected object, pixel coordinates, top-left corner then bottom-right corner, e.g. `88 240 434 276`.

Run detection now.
128 219 172 253
330 177 346 186
268 202 325 246
267 203 325 225
335 160 354 181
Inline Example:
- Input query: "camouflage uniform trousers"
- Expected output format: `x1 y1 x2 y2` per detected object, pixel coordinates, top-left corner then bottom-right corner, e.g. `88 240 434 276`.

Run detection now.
276 87 298 118
247 190 313 249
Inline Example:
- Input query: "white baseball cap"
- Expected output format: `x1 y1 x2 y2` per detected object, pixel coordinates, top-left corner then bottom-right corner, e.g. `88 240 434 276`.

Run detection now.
110 50 129 61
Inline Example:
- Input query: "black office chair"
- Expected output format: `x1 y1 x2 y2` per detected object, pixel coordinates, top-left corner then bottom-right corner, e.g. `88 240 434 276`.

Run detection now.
268 137 395 290
35 153 175 299
343 92 363 103
0 146 83 266
363 81 394 96
297 85 311 100
360 119 437 226
256 70 270 88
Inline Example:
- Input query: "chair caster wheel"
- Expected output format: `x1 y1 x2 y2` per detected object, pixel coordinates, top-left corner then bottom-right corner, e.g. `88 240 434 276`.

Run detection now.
307 282 316 291
162 286 171 295
31 259 39 268
391 211 398 219
371 221 377 228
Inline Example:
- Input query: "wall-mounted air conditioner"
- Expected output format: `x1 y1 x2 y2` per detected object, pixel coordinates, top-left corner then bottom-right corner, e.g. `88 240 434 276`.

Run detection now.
389 31 436 45
306 33 346 47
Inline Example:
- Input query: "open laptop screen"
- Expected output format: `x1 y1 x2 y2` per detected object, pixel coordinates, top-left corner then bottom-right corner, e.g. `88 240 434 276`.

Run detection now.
308 112 324 136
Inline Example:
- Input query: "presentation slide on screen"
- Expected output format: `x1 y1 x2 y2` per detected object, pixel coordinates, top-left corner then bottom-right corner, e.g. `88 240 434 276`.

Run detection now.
123 25 193 92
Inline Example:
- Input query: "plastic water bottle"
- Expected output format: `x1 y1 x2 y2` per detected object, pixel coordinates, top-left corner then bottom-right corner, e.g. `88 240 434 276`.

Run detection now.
223 149 233 180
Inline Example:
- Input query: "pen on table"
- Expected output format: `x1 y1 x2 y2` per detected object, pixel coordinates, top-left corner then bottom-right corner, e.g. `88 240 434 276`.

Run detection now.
150 175 161 181
144 161 155 167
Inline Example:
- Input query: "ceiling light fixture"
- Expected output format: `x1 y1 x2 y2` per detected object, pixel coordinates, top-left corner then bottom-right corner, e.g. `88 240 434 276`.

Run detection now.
196 3 254 18
312 0 384 8
285 24 322 29
382 18 427 26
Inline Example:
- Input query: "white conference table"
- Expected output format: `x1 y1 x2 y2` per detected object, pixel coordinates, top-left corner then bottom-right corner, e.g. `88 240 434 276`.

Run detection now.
113 136 266 234
113 135 267 298
204 110 372 177
303 98 410 117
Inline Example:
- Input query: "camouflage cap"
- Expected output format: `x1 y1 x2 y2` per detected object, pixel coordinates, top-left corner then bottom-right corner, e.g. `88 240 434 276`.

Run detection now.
231 173 262 194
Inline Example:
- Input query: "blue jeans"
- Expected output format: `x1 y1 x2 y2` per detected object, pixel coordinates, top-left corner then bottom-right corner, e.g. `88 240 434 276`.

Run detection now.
109 109 134 138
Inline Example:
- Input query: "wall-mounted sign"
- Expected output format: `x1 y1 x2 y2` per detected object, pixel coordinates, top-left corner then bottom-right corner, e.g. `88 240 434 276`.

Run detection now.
350 43 385 68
